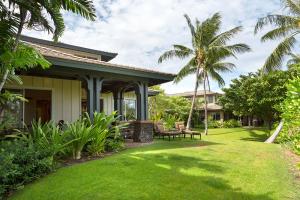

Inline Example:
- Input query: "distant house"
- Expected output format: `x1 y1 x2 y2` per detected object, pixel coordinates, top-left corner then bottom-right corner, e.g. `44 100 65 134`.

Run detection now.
4 36 175 131
168 90 232 122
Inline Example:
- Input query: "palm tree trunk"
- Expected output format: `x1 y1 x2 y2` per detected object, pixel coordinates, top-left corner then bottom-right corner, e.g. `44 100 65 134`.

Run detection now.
0 9 26 92
186 66 200 130
203 72 208 135
206 76 211 91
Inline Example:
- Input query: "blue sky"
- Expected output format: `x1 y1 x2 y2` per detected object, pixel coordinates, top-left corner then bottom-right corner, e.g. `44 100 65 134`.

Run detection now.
24 0 283 94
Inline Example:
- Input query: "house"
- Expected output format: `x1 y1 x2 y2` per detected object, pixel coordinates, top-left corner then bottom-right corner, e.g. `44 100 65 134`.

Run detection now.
4 36 175 141
168 90 231 122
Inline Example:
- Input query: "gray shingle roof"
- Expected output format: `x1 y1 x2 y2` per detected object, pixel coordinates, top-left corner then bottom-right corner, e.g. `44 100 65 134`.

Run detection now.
23 41 176 77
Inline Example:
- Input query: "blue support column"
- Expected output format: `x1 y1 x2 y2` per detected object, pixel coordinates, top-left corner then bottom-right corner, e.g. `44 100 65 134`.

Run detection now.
113 89 124 118
144 83 149 120
94 78 104 113
86 77 94 119
135 82 146 121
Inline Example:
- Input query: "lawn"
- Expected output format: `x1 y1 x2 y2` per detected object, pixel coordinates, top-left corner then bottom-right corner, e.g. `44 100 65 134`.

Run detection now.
10 128 299 200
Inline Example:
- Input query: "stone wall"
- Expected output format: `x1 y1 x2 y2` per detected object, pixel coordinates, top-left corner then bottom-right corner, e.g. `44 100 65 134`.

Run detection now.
121 121 153 142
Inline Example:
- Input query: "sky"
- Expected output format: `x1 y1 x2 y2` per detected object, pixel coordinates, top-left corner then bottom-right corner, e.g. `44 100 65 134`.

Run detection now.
24 0 283 94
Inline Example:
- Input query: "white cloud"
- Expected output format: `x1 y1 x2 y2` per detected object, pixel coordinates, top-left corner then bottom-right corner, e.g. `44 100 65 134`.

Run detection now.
24 0 283 93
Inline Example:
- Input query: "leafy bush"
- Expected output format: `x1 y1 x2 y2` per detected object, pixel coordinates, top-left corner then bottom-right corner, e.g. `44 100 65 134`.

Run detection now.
0 139 54 198
163 114 178 130
223 119 242 128
277 77 300 155
197 119 241 129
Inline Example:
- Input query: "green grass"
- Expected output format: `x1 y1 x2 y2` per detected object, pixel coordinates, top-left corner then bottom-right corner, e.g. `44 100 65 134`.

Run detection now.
10 128 300 200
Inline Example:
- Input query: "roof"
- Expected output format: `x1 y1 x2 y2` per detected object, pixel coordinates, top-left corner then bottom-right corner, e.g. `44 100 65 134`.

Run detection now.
197 103 223 111
168 90 222 97
21 35 118 62
22 40 176 83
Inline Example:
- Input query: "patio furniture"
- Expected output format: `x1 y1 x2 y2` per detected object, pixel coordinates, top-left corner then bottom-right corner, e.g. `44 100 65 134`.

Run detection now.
154 122 181 141
175 121 202 140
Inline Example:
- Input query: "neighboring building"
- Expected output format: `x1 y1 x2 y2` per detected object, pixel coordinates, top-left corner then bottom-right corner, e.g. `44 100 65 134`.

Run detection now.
168 90 228 121
4 36 175 132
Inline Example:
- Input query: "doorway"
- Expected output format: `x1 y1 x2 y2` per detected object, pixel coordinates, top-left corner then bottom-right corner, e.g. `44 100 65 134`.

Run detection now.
24 89 52 125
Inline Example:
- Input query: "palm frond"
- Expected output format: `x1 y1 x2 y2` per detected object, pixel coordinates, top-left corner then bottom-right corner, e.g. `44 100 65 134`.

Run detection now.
283 0 300 15
287 52 300 65
210 26 242 46
262 35 297 72
211 62 236 72
174 58 197 83
261 26 296 42
158 45 193 63
254 14 298 34
207 69 225 87
60 0 96 20
184 14 195 38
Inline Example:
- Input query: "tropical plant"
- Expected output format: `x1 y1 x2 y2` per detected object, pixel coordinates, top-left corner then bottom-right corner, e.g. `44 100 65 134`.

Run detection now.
85 111 121 156
254 0 300 73
29 119 73 156
0 0 96 92
65 119 95 160
158 13 250 134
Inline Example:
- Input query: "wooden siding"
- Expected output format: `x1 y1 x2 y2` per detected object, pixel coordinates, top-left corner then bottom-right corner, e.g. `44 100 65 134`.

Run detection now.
5 75 81 123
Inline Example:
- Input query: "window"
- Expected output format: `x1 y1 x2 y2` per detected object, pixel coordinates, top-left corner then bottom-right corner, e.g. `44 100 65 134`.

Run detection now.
207 95 214 103
212 112 221 120
123 99 136 121
0 89 24 128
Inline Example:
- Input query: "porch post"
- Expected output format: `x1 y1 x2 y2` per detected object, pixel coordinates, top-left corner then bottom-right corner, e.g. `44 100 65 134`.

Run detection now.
86 77 94 118
113 89 124 118
144 83 148 120
135 82 146 120
94 78 104 113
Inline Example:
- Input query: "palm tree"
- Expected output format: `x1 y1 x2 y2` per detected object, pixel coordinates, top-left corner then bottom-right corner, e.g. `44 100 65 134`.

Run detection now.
255 0 300 73
158 13 250 134
0 0 96 92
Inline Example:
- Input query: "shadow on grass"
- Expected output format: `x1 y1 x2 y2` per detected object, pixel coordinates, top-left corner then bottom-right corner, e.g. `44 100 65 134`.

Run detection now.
240 128 270 142
122 151 276 200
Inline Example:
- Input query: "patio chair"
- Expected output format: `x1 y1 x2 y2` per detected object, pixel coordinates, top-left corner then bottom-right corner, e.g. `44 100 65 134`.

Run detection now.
175 121 202 140
154 122 181 141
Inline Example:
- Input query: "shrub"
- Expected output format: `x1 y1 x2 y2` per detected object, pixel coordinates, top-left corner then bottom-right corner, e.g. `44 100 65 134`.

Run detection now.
223 119 242 128
163 114 178 130
105 123 125 152
0 139 54 198
277 77 300 155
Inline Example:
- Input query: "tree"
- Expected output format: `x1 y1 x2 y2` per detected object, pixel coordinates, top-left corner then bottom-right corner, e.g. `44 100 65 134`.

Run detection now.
254 0 300 73
158 13 250 134
0 0 96 92
220 68 299 129
148 86 191 122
